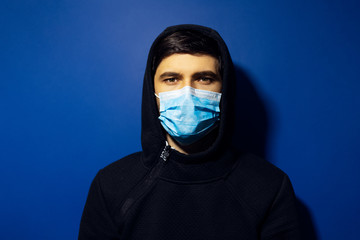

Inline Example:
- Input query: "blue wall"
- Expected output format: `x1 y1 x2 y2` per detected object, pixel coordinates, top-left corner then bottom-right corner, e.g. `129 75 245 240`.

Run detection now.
1 0 359 239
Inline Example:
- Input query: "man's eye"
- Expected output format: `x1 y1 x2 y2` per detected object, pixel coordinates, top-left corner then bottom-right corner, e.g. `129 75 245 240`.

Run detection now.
164 78 177 83
198 77 213 83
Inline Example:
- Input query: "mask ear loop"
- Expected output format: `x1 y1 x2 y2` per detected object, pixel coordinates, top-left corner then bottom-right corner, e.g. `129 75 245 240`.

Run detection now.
155 93 174 149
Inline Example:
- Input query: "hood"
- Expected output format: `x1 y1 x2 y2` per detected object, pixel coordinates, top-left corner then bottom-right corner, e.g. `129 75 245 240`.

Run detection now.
141 24 236 167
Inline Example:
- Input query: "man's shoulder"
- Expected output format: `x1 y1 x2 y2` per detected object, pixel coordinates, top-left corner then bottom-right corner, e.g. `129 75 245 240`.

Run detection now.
101 151 144 173
226 152 292 217
97 151 147 184
231 152 286 183
94 151 149 210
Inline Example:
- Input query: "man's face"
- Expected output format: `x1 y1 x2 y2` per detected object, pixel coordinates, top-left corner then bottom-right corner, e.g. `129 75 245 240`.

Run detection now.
154 53 222 109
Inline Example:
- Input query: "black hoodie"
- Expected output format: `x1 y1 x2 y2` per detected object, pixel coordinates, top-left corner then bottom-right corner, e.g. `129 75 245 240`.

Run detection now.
79 24 300 240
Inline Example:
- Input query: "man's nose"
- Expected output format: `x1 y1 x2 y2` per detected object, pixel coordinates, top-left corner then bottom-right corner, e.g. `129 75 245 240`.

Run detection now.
181 79 195 88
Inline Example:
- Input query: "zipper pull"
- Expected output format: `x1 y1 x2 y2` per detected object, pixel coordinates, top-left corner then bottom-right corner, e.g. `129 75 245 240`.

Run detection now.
160 143 171 162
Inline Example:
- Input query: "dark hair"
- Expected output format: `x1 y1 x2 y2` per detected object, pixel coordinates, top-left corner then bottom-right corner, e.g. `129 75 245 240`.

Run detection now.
152 30 222 75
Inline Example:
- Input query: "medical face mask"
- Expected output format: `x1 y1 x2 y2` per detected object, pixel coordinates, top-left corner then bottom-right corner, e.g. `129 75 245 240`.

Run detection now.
156 86 222 146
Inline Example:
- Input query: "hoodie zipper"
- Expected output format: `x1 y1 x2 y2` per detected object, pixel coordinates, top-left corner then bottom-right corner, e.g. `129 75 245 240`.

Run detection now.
160 142 171 161
146 143 170 182
120 143 171 222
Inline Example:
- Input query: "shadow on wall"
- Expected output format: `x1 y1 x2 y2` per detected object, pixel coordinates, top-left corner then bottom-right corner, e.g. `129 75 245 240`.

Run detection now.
297 198 319 240
232 65 269 159
232 65 318 240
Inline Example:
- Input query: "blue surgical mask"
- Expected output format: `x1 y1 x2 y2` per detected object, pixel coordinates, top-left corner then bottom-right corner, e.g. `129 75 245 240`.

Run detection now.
156 86 222 145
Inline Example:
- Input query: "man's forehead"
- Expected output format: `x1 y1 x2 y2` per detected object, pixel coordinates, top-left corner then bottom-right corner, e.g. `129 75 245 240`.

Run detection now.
155 53 220 74
158 71 220 80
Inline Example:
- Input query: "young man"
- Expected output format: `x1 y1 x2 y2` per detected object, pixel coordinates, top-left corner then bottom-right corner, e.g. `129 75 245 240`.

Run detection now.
79 24 300 239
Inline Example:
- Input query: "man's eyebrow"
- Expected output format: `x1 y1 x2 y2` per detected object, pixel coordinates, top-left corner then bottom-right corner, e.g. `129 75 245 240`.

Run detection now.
159 72 182 78
192 71 221 80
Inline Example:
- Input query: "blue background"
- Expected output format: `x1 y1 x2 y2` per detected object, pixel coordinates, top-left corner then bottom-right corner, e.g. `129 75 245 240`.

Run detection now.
1 0 359 239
